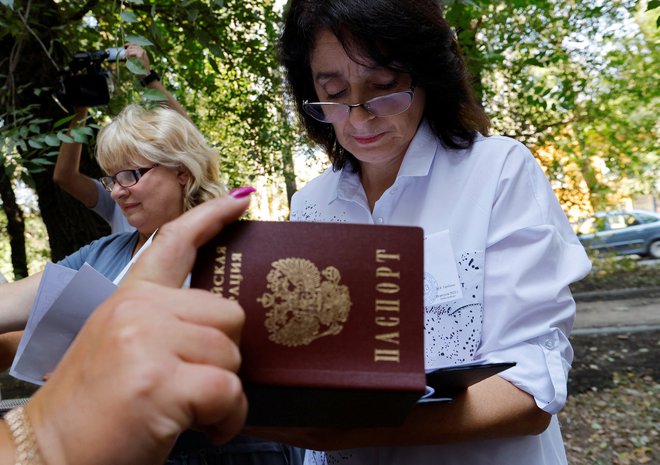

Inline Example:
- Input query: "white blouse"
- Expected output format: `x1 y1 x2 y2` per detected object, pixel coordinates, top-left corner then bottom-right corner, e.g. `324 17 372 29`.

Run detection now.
290 121 591 465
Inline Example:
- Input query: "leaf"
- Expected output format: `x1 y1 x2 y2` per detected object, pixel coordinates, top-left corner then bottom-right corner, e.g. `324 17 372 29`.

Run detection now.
77 127 94 137
125 0 144 4
29 118 51 125
31 158 54 166
44 134 60 147
71 131 88 144
27 139 44 149
126 58 148 75
56 132 74 144
54 114 76 128
141 88 167 101
126 34 153 47
120 10 138 23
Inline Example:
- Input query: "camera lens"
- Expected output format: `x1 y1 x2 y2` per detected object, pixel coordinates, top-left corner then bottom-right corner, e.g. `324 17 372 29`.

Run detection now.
106 47 126 62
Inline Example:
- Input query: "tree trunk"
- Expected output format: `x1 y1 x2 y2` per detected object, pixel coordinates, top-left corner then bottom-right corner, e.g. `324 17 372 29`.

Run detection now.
2 0 109 264
0 171 28 279
281 146 298 209
445 4 485 104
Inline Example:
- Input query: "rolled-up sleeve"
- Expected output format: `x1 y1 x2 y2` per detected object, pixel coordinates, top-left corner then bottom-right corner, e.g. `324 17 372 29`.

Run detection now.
475 145 591 414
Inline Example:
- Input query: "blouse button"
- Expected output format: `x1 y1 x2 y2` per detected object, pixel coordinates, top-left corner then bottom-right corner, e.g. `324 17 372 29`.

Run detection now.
543 338 556 350
377 217 384 224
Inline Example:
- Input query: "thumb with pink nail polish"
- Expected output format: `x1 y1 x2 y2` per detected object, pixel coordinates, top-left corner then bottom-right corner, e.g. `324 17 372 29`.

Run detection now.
228 186 256 199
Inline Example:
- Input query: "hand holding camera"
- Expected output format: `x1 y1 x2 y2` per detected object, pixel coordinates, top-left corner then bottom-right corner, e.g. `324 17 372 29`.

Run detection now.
53 43 153 111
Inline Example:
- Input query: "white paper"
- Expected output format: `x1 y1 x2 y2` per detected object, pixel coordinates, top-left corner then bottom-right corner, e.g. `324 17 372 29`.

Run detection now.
423 230 463 306
10 263 117 385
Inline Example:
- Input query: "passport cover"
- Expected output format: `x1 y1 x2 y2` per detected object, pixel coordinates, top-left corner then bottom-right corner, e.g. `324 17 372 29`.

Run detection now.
191 220 426 427
420 362 517 403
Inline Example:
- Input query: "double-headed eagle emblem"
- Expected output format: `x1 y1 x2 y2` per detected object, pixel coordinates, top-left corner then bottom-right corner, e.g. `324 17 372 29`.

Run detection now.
257 258 352 347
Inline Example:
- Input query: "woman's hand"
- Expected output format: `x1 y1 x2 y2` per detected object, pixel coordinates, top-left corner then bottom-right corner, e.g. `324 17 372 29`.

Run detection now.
20 195 252 465
123 43 151 75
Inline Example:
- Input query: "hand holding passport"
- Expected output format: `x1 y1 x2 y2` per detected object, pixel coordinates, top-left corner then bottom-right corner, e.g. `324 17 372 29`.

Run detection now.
12 218 513 428
191 220 514 427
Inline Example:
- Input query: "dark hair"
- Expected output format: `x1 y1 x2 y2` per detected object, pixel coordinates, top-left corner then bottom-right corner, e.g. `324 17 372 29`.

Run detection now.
280 0 490 171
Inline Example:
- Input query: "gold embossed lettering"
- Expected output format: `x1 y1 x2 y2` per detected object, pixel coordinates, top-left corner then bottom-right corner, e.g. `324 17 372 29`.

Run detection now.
375 299 400 313
374 349 400 362
376 249 400 263
228 253 243 300
374 249 402 362
375 331 400 345
376 266 400 279
376 282 400 294
211 247 227 295
375 316 400 327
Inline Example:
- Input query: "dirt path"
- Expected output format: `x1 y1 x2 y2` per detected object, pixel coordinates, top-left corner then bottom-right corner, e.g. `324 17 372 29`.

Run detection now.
574 295 660 331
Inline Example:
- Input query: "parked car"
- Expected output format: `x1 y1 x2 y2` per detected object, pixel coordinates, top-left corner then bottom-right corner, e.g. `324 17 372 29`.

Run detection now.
572 210 660 258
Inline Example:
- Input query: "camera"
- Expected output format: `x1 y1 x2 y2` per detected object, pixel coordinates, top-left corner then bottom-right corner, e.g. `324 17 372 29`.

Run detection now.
105 47 127 62
52 47 126 111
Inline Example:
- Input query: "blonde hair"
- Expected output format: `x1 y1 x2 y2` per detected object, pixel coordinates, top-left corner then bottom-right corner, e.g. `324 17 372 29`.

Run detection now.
96 104 226 211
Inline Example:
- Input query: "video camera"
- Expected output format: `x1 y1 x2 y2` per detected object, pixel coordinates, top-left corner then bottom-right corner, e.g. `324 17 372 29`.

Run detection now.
53 47 126 111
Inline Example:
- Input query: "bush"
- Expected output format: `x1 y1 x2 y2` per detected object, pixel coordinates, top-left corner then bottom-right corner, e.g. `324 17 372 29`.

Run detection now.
570 252 660 293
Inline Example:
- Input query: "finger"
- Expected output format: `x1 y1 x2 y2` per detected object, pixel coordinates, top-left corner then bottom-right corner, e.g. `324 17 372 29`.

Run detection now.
173 364 248 441
159 318 242 372
150 288 245 343
122 196 250 289
112 286 243 330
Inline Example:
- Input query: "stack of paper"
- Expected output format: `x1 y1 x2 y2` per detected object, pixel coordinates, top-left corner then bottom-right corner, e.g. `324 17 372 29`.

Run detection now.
10 262 117 385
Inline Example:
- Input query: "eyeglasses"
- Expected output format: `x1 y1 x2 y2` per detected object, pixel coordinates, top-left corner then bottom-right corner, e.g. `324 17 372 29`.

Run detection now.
303 87 415 123
100 165 158 192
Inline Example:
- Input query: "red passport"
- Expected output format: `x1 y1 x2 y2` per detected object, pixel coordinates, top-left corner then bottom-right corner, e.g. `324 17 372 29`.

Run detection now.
191 220 426 426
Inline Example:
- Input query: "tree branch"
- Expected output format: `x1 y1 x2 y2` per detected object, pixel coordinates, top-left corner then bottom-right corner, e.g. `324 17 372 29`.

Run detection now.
66 0 102 22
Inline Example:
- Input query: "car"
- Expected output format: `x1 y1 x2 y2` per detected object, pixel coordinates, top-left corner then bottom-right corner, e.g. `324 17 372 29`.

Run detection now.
572 210 660 258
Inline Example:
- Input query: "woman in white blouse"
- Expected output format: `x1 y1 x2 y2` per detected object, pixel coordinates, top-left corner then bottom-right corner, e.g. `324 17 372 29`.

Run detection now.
252 0 592 464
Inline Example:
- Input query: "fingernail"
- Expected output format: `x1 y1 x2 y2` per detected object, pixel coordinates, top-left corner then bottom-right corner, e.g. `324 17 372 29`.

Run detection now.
228 186 256 199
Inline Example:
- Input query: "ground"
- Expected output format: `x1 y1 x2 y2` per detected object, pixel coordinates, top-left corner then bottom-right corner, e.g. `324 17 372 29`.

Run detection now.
561 329 659 465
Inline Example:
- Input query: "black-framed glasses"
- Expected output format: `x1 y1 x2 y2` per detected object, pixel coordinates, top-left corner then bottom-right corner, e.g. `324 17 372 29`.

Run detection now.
303 87 415 123
100 164 158 192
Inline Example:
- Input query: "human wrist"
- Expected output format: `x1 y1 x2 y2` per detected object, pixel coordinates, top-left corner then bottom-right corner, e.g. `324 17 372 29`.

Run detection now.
140 69 160 87
4 406 45 465
0 421 17 463
22 399 69 465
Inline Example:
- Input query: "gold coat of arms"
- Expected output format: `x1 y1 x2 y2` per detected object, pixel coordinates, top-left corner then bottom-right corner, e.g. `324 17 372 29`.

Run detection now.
257 258 352 347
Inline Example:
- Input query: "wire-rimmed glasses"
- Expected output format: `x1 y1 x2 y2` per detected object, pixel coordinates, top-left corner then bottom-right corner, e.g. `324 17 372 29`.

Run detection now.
100 164 158 192
303 87 415 123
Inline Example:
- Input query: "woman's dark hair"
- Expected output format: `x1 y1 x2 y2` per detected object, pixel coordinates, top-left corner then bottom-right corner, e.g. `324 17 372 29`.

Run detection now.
280 0 490 171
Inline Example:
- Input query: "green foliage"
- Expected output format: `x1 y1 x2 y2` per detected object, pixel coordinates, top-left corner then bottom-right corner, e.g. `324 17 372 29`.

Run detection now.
1 0 657 275
2 0 294 191
445 0 658 210
571 252 660 292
